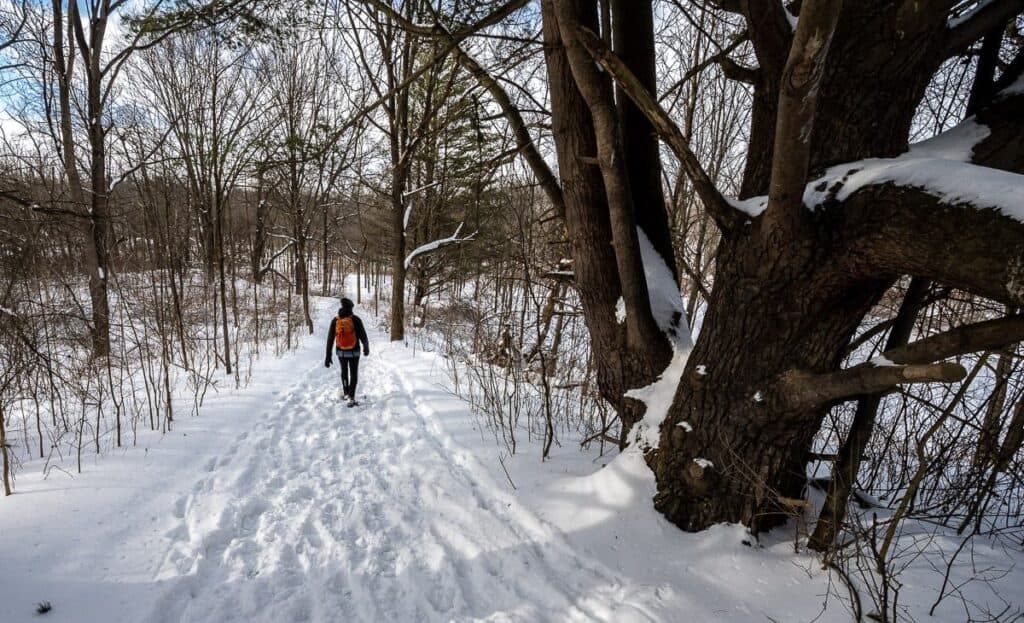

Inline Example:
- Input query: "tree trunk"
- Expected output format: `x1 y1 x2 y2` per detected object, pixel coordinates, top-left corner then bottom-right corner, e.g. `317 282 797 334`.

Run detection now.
390 187 407 342
0 401 11 496
85 109 112 358
540 0 673 435
647 225 891 532
215 198 232 375
634 2 1024 533
611 0 676 276
385 4 417 343
252 174 267 284
58 1 112 358
972 345 1015 468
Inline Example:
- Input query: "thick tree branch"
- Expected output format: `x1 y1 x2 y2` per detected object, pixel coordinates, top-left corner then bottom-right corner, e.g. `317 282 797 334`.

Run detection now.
718 56 759 84
405 223 476 269
574 24 743 232
762 0 842 233
741 0 793 78
782 362 967 408
783 315 1024 408
839 183 1024 307
883 315 1024 365
787 90 1024 307
944 0 1024 59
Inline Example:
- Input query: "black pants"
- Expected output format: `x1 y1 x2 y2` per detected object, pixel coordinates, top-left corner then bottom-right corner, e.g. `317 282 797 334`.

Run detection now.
336 348 360 396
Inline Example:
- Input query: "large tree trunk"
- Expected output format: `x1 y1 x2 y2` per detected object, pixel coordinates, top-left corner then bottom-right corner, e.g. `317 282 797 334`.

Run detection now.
539 0 1024 532
611 0 676 274
807 25 1012 547
649 229 891 531
390 200 407 342
648 34 1024 535
541 0 674 437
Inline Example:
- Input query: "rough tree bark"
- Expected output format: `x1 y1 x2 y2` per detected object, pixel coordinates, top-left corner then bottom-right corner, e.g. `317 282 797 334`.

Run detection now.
646 4 1024 532
395 0 1024 534
541 0 678 438
542 0 1024 532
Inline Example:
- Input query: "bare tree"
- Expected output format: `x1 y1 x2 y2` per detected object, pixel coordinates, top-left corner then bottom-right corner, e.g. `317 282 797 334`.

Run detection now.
139 29 269 373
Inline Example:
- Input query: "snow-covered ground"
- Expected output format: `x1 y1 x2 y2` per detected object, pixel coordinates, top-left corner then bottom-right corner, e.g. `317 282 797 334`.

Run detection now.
4 297 1015 622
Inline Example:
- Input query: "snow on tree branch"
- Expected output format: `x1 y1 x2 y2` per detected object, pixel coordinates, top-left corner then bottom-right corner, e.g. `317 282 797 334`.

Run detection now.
258 242 296 277
730 98 1024 223
804 117 1024 222
948 0 998 29
404 223 476 269
944 0 1023 58
403 201 413 234
403 181 441 199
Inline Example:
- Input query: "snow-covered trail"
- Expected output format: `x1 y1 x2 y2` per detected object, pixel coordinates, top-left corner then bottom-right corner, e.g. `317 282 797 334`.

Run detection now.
144 324 656 623
0 301 846 623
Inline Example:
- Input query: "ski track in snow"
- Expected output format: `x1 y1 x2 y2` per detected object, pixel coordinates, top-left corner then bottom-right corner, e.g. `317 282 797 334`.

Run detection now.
146 326 656 623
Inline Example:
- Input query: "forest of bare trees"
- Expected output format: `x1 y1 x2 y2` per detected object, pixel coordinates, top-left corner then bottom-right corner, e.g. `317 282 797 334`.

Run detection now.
2 0 1023 620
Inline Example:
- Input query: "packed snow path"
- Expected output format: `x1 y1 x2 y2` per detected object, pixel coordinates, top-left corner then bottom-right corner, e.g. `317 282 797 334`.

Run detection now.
1 305 868 623
145 327 654 623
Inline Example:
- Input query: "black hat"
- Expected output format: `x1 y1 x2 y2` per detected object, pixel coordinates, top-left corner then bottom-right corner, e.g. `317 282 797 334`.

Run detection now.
340 297 354 310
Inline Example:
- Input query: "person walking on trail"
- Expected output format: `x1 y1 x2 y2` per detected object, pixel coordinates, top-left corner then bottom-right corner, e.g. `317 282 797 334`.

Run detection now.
325 298 370 407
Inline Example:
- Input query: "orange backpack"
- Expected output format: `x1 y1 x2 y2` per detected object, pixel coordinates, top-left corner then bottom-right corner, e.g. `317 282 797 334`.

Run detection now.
335 316 358 350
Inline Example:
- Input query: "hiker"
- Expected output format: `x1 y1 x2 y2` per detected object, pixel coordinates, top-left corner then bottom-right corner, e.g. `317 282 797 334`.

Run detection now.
324 297 370 406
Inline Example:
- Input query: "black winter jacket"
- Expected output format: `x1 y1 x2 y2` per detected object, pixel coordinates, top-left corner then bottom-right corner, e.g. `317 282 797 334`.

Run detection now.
325 312 369 360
